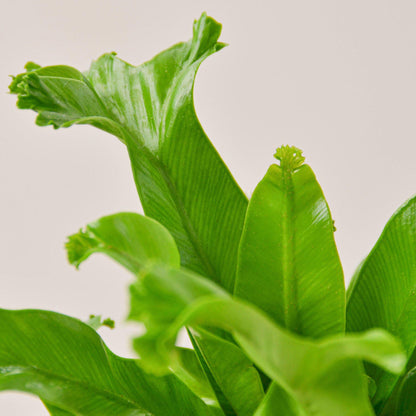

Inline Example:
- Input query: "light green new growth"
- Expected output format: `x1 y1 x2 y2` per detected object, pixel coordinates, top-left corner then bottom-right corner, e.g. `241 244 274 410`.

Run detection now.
4 12 416 416
274 145 305 172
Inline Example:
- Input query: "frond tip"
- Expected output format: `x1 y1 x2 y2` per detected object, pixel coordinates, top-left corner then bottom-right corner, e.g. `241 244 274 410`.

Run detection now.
274 145 305 173
66 229 99 269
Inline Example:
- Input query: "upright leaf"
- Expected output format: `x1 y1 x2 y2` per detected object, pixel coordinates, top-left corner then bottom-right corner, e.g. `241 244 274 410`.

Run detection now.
10 13 248 292
347 195 416 411
378 348 416 416
235 146 345 337
169 346 217 403
129 264 405 416
187 328 264 416
0 309 216 416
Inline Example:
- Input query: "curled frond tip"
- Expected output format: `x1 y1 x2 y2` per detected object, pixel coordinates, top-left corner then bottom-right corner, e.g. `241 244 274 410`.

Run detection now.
274 145 305 172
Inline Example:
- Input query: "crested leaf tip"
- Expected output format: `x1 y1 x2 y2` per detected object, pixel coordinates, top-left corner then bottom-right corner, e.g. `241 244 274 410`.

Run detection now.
274 145 305 172
65 228 99 269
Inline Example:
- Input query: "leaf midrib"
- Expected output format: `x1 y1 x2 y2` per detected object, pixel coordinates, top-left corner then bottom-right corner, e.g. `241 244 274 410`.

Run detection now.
153 44 221 283
281 169 298 332
0 364 149 414
188 329 237 416
117 69 221 283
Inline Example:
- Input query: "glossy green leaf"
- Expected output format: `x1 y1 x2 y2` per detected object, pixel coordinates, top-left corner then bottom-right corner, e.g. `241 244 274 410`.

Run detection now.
129 264 405 416
0 309 217 415
347 195 416 411
66 212 179 273
68 211 262 416
235 147 345 337
10 13 247 292
129 266 264 415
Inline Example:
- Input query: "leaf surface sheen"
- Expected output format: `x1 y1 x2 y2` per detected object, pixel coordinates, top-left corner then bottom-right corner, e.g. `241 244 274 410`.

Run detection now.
10 16 253 411
9 13 247 292
347 195 416 411
235 159 345 338
0 309 216 416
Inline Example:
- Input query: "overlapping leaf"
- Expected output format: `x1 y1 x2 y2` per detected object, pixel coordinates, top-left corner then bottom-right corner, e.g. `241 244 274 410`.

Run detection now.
347 195 416 411
235 146 345 337
129 264 405 416
395 367 416 416
0 309 216 416
67 212 264 415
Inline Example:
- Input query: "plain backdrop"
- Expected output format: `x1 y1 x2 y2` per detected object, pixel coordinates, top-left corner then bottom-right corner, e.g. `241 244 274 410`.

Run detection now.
2 0 416 414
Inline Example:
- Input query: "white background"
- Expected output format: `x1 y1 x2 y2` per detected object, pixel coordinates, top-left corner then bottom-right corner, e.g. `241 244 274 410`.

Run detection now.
1 0 416 414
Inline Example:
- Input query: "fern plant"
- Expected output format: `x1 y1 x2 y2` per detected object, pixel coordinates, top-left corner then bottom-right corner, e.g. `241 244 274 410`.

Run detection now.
4 13 416 416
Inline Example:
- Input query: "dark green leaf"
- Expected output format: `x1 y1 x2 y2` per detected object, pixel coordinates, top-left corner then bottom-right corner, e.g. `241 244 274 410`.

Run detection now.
347 195 416 410
368 376 377 399
10 13 248 292
378 348 416 415
396 367 416 416
0 309 216 416
235 146 345 337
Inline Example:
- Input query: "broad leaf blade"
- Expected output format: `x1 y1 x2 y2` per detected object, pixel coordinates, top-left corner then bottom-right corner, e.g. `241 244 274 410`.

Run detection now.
235 150 345 337
347 195 416 410
66 212 179 273
10 13 248 292
129 264 405 416
0 309 216 416
67 213 262 415
129 267 264 415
